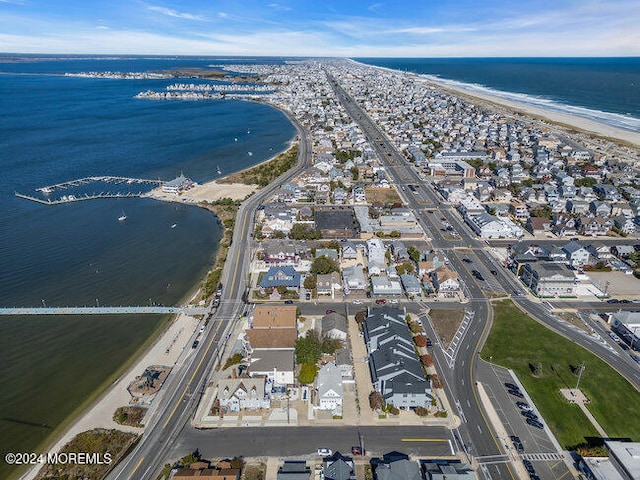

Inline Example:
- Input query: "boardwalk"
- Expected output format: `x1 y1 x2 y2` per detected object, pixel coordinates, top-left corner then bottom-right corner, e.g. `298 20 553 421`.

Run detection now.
0 306 210 316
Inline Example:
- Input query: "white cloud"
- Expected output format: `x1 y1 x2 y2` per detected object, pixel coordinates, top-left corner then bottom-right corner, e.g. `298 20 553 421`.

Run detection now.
147 5 205 21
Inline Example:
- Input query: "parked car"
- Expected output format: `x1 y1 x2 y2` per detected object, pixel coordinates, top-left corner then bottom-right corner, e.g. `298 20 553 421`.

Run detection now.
609 332 621 342
192 340 199 349
491 270 498 276
426 338 433 347
508 389 524 398
607 298 620 304
504 382 519 391
390 299 399 304
284 300 294 304
516 401 532 411
326 309 336 314
523 459 536 474
199 325 206 334
317 448 332 457
526 418 544 429
351 446 364 455
510 435 524 453
375 299 386 305
521 411 539 420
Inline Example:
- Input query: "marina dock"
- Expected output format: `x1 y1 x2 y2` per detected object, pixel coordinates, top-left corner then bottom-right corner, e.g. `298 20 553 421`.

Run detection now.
15 175 165 205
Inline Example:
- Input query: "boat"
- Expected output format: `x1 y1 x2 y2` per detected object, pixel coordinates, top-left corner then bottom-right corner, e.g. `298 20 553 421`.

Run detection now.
217 166 222 174
248 151 253 157
234 137 238 142
171 223 177 229
247 128 251 134
41 187 53 194
118 211 127 221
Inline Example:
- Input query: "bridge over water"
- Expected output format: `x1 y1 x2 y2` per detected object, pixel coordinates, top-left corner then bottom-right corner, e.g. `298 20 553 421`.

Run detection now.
0 306 210 316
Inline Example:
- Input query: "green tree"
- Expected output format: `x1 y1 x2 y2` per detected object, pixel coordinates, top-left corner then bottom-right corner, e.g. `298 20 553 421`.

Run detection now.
303 274 317 290
396 262 415 275
575 177 597 188
298 363 319 384
408 246 421 263
289 224 322 240
530 205 552 219
310 256 340 275
321 336 342 354
271 230 286 239
295 331 322 364
355 310 367 324
350 166 359 180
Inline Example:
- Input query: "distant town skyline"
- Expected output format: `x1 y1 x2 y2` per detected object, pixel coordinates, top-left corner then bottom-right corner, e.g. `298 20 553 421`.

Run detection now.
1 0 639 57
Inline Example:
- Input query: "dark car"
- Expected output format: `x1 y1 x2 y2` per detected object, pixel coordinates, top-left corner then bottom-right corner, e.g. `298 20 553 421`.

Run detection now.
351 446 364 455
326 309 336 314
426 338 433 347
192 340 199 349
375 299 386 305
526 418 544 429
285 300 294 305
491 270 498 276
521 411 539 420
523 459 535 474
620 299 631 304
508 389 524 398
463 258 472 263
504 382 519 391
607 298 620 304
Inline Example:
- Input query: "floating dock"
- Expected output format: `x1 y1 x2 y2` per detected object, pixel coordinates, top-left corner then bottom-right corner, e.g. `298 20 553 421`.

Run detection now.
15 191 146 205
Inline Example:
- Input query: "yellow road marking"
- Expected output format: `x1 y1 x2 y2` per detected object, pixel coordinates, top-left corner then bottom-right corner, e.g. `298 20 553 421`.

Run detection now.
401 438 448 442
127 456 144 480
163 319 224 428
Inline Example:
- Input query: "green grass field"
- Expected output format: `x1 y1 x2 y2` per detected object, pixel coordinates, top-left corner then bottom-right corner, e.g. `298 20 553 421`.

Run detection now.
481 300 640 448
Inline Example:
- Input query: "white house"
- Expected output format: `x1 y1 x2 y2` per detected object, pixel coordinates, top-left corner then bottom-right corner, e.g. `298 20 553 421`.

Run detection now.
316 363 343 415
366 238 387 264
217 377 270 413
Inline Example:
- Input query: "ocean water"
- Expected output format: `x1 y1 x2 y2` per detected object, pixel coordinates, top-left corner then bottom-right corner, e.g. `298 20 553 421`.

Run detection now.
0 55 295 477
356 57 640 132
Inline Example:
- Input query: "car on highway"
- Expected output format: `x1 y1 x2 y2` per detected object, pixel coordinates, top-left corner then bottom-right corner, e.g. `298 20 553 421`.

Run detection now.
491 270 498 276
192 340 199 349
521 411 539 420
317 447 332 457
199 325 206 334
526 418 544 429
426 338 433 347
516 401 532 411
508 389 524 398
462 257 472 263
471 270 485 281
375 299 386 305
504 382 519 391
523 459 536 475
609 332 621 342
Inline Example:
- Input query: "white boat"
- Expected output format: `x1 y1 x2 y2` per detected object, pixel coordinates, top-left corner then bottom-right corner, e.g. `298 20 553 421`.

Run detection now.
247 128 251 134
234 137 238 142
217 166 222 174
248 151 253 156
171 223 177 229
118 211 127 221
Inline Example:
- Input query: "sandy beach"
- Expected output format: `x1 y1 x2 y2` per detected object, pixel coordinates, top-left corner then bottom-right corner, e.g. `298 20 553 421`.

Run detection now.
420 76 640 147
21 312 201 480
145 180 258 204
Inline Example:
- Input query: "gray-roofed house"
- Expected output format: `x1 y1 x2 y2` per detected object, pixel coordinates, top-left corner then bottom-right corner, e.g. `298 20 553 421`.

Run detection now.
371 276 403 296
323 453 355 480
562 241 591 266
342 265 367 292
341 241 358 259
315 248 339 261
374 458 421 480
316 363 343 415
217 377 270 412
519 262 577 297
277 461 311 480
316 272 342 298
363 307 432 408
318 312 348 341
335 348 353 381
400 274 423 296
248 349 295 386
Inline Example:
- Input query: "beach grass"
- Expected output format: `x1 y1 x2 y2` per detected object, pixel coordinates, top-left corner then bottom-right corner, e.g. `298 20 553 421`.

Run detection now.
481 299 640 448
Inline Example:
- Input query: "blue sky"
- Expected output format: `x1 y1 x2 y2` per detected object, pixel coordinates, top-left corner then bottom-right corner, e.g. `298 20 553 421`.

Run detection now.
1 0 638 56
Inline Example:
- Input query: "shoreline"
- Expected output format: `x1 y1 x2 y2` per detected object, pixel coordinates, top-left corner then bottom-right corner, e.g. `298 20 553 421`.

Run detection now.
352 59 640 148
18 132 297 480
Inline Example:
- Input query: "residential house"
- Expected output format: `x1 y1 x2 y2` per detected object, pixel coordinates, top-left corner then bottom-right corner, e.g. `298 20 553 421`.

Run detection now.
562 241 591 266
363 307 432 408
519 262 577 297
248 349 295 386
390 240 410 262
318 312 348 341
374 456 421 480
316 363 343 415
526 216 551 235
217 377 270 412
341 241 358 260
259 266 301 291
172 467 240 480
614 215 637 235
432 266 461 298
316 272 342 298
567 199 590 215
400 274 423 296
367 238 387 264
335 348 353 381
578 216 613 237
323 452 356 480
342 265 367 293
612 245 636 259
510 201 530 220
277 461 311 480
590 200 612 217
371 276 403 296
466 212 524 239
315 248 339 261
422 461 477 480
552 214 578 237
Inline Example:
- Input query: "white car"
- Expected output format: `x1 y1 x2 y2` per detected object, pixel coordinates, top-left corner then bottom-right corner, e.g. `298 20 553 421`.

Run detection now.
199 326 206 334
390 299 399 304
353 300 362 305
317 447 332 457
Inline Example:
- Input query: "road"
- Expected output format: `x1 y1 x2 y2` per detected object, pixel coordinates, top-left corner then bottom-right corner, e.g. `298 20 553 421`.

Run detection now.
107 113 313 480
326 72 578 480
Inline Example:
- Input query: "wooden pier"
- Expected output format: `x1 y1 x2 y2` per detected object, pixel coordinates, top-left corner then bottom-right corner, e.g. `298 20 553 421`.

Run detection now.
16 175 166 205
15 191 146 205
